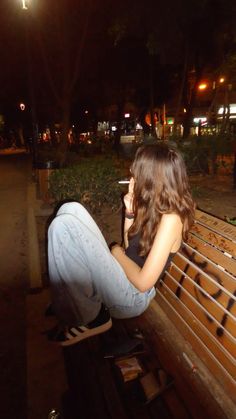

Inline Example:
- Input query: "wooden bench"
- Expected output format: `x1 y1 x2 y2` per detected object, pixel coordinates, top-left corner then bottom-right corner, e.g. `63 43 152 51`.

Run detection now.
62 209 236 418
129 209 236 418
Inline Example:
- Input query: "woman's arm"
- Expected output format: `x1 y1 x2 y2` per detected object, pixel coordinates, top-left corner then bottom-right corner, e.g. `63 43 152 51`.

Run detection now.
123 177 135 249
124 216 134 249
112 213 182 292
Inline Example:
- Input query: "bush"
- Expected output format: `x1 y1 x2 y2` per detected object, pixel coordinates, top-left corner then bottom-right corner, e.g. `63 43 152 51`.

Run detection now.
49 156 128 213
176 134 235 174
177 137 210 174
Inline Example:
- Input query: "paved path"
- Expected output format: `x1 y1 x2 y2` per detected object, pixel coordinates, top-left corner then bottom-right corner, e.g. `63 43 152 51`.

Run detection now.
0 150 67 419
0 152 31 419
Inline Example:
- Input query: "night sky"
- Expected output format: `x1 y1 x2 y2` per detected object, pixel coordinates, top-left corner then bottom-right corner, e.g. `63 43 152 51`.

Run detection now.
0 0 236 130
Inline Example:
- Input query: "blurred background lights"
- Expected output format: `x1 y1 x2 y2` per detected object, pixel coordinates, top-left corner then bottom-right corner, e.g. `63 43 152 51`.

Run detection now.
198 83 207 90
193 117 207 123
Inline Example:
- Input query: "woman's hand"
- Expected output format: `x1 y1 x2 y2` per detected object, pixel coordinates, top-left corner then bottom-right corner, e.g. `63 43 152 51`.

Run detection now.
123 177 134 214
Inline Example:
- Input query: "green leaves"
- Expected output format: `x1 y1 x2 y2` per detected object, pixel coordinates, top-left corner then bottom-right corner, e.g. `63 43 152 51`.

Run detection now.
225 217 236 225
49 157 127 214
178 134 234 175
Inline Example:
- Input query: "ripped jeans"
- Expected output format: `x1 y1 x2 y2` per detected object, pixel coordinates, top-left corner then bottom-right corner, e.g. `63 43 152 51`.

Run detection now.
48 202 156 327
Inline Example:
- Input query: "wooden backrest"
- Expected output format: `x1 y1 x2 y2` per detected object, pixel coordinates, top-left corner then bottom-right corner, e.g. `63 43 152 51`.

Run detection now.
156 209 236 402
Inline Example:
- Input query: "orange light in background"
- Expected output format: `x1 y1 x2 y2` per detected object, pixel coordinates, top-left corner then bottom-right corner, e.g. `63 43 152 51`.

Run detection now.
219 77 225 83
20 103 25 111
198 83 207 91
145 112 158 126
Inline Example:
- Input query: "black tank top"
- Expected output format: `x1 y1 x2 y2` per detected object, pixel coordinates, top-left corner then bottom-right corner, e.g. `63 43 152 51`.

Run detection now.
125 233 176 277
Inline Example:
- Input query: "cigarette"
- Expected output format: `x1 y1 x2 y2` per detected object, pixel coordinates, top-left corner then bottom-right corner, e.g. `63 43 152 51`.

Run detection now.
118 180 130 184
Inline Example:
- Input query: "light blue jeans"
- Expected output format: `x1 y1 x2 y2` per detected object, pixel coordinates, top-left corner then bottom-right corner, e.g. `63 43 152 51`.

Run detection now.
48 202 156 327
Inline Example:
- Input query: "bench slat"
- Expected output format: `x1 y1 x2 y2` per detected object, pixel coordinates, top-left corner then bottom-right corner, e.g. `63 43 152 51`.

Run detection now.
160 269 236 351
154 294 236 405
191 223 236 258
156 284 236 380
161 266 236 342
195 209 236 242
157 228 236 388
173 251 236 309
187 233 236 276
143 299 236 413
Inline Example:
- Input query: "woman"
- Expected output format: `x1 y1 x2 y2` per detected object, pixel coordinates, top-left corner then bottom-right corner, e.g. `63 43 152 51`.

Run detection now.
48 144 195 346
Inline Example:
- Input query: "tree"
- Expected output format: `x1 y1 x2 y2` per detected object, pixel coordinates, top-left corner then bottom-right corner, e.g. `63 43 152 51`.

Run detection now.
31 1 96 163
178 0 236 137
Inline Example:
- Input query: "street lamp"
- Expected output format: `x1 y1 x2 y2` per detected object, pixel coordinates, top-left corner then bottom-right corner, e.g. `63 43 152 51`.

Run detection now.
20 0 38 169
21 0 28 10
198 83 208 91
20 103 26 111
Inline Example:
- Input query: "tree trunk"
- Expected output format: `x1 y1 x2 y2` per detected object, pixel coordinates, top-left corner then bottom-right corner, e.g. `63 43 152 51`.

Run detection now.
114 101 124 157
173 44 189 137
183 69 202 139
56 98 71 166
220 85 230 134
149 55 157 140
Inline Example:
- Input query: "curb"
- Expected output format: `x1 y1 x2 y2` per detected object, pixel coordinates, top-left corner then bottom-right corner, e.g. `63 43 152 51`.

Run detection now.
27 182 42 289
26 181 67 418
27 181 54 289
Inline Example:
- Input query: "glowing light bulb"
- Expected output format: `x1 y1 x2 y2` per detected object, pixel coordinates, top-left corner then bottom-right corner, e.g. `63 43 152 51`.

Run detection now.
198 83 207 91
21 0 28 10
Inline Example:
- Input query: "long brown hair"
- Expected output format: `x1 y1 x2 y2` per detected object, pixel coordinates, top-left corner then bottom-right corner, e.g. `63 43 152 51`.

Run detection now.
128 144 195 256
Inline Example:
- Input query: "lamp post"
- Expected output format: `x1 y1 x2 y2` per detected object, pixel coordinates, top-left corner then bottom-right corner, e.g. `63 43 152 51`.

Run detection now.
21 0 38 169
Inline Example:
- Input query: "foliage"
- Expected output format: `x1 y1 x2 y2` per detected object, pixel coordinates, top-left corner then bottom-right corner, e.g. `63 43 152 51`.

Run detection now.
190 185 204 198
226 217 236 225
205 134 234 156
176 135 234 174
49 156 128 213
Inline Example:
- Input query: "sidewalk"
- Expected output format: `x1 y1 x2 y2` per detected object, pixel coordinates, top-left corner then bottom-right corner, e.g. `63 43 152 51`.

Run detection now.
0 147 28 155
26 181 67 419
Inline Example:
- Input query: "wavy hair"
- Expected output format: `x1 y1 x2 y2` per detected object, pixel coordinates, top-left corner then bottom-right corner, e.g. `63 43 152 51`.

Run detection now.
128 144 195 257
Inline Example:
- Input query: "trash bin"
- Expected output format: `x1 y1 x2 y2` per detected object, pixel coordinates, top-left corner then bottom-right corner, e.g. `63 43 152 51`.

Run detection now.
37 160 58 203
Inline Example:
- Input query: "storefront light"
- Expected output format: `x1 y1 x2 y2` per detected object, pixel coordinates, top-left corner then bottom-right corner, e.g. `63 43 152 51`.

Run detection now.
193 117 207 124
218 104 236 115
